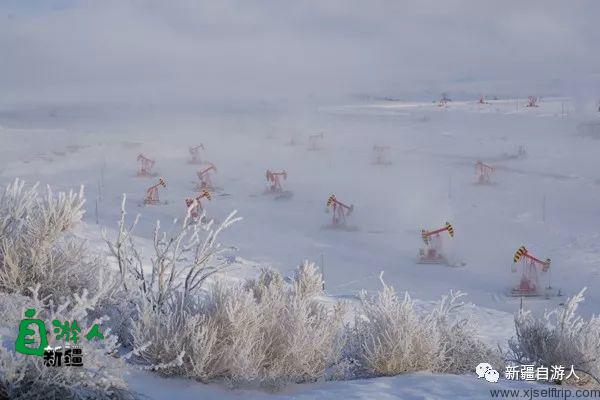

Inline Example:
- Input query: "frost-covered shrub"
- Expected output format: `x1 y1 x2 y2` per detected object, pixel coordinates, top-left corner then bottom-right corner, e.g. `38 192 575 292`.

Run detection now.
293 261 324 298
431 292 501 374
131 267 345 388
103 196 241 314
91 289 137 350
101 196 241 349
351 273 498 377
0 334 133 400
244 267 285 301
0 180 133 399
352 279 442 375
101 191 500 388
0 286 132 400
0 179 96 303
508 289 600 386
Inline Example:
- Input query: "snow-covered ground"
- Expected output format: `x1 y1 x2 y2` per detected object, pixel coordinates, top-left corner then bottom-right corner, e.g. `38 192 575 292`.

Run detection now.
1 97 599 398
129 369 569 400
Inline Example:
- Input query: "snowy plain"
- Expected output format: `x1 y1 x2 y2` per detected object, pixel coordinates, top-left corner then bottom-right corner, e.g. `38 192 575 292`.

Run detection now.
1 96 598 398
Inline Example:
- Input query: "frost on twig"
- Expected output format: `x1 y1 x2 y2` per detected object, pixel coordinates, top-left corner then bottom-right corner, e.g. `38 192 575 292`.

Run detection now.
102 194 241 312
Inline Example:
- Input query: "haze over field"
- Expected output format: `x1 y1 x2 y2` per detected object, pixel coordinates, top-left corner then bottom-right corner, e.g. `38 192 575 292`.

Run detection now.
2 0 600 110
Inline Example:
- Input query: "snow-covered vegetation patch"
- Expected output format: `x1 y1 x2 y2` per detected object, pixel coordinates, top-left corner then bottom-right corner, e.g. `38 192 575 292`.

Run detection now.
0 180 131 399
98 192 505 389
0 178 99 303
131 268 344 388
0 285 131 400
348 274 500 377
3 179 596 399
508 289 600 386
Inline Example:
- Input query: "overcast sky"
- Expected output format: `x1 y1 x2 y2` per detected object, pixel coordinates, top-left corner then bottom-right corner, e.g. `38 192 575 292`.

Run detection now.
1 0 599 108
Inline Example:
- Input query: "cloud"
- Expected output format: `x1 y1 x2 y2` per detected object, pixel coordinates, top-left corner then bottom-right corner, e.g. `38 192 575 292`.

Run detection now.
1 0 599 108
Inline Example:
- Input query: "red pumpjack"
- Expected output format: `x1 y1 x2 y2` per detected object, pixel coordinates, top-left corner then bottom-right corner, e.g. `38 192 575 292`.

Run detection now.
189 144 204 164
419 222 454 264
137 154 155 177
526 96 539 108
144 178 166 205
265 170 287 194
475 161 495 184
326 194 354 226
196 163 217 191
511 246 551 296
185 189 211 219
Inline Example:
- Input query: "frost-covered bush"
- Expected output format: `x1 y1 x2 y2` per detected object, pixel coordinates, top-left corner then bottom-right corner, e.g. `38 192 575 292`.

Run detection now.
508 289 600 386
0 178 133 399
101 192 500 389
293 261 324 298
351 273 499 377
131 267 345 388
101 196 241 349
0 285 132 400
0 179 97 303
244 262 323 301
103 196 241 314
244 267 285 301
